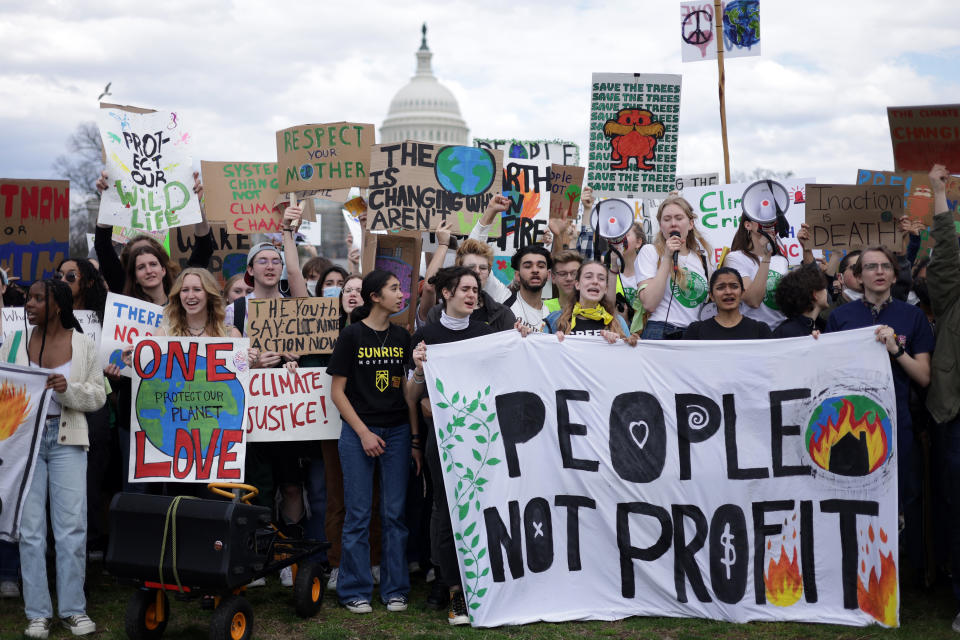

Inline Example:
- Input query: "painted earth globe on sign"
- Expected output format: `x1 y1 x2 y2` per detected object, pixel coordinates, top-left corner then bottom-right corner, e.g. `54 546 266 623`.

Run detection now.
434 146 496 196
135 355 244 458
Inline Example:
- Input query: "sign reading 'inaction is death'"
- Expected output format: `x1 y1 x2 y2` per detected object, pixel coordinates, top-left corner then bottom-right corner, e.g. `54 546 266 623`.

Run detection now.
424 329 899 628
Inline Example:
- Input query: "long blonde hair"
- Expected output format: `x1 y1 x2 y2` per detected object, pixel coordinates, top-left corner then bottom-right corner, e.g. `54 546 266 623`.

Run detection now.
165 268 227 337
652 195 713 289
555 261 624 337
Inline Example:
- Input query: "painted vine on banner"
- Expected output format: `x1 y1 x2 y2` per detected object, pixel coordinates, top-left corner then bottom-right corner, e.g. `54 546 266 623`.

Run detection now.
424 329 898 628
0 179 69 283
129 337 250 483
0 364 52 542
681 1 761 62
588 73 681 198
97 106 201 232
247 367 340 442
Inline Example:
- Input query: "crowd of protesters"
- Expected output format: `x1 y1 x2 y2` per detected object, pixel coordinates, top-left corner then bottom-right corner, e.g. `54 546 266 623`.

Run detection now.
0 163 959 637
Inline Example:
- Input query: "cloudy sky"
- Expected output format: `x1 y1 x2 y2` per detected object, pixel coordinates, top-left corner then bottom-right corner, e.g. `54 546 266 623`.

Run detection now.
1 0 958 191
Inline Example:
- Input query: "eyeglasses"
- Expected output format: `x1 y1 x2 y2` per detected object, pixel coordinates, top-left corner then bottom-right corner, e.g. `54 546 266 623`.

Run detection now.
862 263 894 273
54 271 79 283
342 286 361 295
254 258 283 266
553 270 578 279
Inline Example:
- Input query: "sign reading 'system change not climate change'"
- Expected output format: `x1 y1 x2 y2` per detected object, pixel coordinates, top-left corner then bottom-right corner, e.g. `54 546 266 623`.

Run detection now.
276 122 375 192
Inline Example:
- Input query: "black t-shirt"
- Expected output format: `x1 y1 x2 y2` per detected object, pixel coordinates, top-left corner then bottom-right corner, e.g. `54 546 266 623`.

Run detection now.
411 320 493 350
326 321 411 428
684 316 773 340
773 315 822 338
568 317 609 336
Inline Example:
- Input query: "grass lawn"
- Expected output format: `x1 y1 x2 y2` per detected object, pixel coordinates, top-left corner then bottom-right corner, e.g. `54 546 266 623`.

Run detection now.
0 562 956 640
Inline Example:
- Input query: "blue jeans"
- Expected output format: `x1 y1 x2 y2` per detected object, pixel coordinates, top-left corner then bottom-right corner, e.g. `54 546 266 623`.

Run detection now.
20 417 88 619
304 455 329 563
337 422 410 604
641 320 685 340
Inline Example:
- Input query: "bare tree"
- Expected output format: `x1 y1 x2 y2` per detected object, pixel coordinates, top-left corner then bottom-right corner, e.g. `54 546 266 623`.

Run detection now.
53 122 105 257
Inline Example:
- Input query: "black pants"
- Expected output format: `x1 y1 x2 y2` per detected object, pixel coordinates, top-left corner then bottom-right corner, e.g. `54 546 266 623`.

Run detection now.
426 420 459 588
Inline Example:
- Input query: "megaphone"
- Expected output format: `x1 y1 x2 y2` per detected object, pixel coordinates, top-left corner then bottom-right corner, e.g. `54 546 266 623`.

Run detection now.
741 179 790 255
590 199 634 271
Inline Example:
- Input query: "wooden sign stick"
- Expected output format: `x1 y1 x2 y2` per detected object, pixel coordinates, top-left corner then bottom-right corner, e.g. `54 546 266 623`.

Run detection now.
714 0 731 184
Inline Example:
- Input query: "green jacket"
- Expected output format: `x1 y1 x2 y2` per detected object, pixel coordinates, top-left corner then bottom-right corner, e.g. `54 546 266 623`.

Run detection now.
926 210 960 424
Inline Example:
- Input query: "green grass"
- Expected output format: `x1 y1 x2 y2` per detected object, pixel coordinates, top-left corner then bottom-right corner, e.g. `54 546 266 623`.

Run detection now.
0 564 955 640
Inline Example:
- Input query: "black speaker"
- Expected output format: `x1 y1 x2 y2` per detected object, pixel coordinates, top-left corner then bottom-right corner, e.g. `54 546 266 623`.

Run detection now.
105 492 272 591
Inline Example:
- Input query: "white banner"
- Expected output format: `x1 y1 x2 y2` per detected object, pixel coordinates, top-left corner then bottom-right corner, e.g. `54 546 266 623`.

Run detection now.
246 367 340 442
424 329 898 628
99 293 164 371
2 308 101 350
0 363 52 542
97 107 201 231
129 336 250 483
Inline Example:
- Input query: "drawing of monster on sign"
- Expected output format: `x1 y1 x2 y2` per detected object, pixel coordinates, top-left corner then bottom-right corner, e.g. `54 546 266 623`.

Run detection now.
0 363 53 541
276 123 375 193
367 142 503 233
247 367 341 442
0 179 69 283
361 231 421 328
887 104 960 172
129 336 250 483
97 105 201 232
588 73 681 199
805 185 904 252
247 297 340 356
549 165 585 220
681 1 760 62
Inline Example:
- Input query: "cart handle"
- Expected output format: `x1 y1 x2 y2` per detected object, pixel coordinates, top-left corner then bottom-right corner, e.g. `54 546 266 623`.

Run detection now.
207 482 259 504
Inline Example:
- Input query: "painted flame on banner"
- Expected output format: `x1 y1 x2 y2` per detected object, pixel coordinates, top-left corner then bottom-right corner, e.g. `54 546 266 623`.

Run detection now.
765 546 803 607
806 396 892 476
858 525 898 626
0 381 31 440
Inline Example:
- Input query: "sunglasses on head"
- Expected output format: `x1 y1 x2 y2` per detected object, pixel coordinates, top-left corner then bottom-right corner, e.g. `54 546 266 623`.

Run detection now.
54 271 79 283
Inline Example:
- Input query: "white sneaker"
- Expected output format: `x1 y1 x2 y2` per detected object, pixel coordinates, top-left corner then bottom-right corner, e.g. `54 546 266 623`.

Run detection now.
0 580 19 598
24 618 51 639
952 611 960 633
326 567 339 591
61 614 96 636
425 567 436 583
280 566 293 587
343 599 372 614
371 564 381 585
246 577 266 588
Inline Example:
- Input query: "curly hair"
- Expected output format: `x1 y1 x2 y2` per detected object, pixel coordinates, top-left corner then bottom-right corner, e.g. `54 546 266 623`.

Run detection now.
775 263 828 318
123 244 177 301
555 261 624 337
428 266 480 305
165 268 227 337
57 257 108 323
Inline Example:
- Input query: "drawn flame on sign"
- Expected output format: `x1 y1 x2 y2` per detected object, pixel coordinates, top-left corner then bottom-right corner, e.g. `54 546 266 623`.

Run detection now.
765 545 803 606
514 172 541 219
808 398 889 473
858 526 898 626
0 381 31 441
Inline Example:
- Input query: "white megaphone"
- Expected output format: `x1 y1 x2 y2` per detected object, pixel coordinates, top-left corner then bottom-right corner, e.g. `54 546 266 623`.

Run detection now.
741 179 790 255
590 199 634 270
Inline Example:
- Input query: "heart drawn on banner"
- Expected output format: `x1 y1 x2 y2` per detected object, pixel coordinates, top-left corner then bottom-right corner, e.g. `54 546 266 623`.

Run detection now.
629 420 649 450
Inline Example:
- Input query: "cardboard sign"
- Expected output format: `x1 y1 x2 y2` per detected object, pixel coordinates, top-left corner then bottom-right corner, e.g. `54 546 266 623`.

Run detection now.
246 367 341 442
169 225 251 290
681 1 761 62
97 106 201 232
473 139 579 166
247 297 339 356
675 172 719 191
0 179 69 283
361 232 421 328
587 73 682 198
548 165 585 220
129 336 250 483
856 168 960 225
425 328 899 628
99 293 164 371
276 122 375 193
200 161 282 234
888 104 960 172
805 184 904 251
366 142 503 233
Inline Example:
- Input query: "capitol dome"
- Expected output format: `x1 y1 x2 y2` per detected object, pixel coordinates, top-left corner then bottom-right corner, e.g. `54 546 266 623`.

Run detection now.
380 25 470 145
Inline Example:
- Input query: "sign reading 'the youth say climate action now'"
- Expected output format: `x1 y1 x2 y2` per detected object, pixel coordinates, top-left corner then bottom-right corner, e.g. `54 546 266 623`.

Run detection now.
247 297 340 356
424 329 898 628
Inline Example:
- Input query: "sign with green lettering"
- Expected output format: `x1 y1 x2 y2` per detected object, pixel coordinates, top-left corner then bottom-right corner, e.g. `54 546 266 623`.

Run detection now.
275 122 375 192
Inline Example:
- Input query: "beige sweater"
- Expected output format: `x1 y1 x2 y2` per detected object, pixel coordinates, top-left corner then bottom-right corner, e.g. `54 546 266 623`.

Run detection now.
1 327 106 447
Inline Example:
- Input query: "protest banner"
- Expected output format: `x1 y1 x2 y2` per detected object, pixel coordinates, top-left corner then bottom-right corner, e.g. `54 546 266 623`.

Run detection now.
473 139 579 167
888 104 960 172
548 165 585 220
676 172 720 191
0 179 69 283
856 168 960 225
1 308 100 350
247 297 339 356
424 328 898 628
97 105 201 232
200 161 281 234
367 142 503 233
681 1 761 62
805 185 903 252
276 122 375 193
0 363 52 542
99 293 164 371
680 178 813 265
361 232 421 328
170 225 250 290
246 367 340 442
129 336 250 483
588 73 682 198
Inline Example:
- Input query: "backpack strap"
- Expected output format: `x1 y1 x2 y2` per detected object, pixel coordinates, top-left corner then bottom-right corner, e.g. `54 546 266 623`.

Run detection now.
503 290 518 310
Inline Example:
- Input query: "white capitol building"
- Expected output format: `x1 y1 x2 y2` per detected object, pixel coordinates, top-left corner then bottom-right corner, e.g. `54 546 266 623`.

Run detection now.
380 24 470 145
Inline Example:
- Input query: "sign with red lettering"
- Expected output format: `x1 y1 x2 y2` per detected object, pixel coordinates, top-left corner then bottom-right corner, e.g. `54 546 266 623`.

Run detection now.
276 122 375 193
888 104 960 172
129 336 250 483
246 367 340 442
99 293 164 371
201 161 283 234
548 164 585 219
0 179 69 283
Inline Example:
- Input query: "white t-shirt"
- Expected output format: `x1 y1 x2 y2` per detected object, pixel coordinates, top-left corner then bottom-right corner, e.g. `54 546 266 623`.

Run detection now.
722 251 788 330
634 244 710 327
618 272 639 307
510 294 549 332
